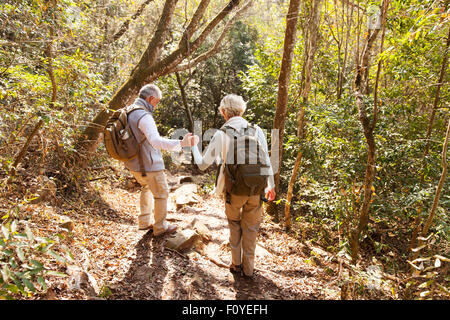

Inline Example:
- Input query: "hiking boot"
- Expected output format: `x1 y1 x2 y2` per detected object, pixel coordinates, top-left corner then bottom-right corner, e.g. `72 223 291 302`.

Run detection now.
138 224 153 231
154 224 177 237
229 264 242 274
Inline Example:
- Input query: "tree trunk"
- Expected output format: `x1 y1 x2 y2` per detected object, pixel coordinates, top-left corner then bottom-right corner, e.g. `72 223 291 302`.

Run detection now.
349 0 389 263
76 0 244 155
45 25 57 107
412 117 450 264
9 119 44 179
421 27 450 182
175 72 194 133
266 0 302 221
338 0 353 99
422 118 450 234
77 0 179 154
284 0 322 230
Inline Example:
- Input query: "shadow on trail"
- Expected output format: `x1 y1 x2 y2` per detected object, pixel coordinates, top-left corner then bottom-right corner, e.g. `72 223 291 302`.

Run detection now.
109 230 225 300
57 184 136 226
231 271 314 300
109 229 318 300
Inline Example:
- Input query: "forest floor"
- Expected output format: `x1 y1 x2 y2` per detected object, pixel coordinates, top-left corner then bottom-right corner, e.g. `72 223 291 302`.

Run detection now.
7 162 399 300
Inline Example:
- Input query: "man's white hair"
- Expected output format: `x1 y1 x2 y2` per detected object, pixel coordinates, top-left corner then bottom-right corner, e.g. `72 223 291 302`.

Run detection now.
219 94 247 118
139 84 162 100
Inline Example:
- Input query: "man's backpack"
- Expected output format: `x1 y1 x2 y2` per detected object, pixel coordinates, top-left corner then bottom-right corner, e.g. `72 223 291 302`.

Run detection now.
103 105 149 176
220 124 270 196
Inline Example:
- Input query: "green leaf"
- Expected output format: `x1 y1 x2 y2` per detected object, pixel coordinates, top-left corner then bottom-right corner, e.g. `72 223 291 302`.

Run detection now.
38 243 54 253
16 248 25 262
48 250 66 263
22 278 36 293
4 284 19 294
418 280 434 289
28 267 43 276
37 276 47 291
25 225 34 242
1 266 9 283
1 225 9 240
10 276 24 294
9 258 18 269
45 270 68 277
30 260 43 269
2 249 13 256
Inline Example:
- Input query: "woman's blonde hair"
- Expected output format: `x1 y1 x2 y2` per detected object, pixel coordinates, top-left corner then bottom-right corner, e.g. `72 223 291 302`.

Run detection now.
219 94 247 118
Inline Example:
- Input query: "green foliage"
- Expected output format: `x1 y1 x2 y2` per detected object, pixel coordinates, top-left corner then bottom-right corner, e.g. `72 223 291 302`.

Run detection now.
0 218 70 299
156 21 259 135
239 0 450 283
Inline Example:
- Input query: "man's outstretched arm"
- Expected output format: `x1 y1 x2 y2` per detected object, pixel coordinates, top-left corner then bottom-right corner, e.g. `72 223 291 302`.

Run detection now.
138 114 191 151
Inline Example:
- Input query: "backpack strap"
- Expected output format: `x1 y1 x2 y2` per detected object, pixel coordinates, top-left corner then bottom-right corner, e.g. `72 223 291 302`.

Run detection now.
128 107 150 177
219 126 237 188
247 123 261 164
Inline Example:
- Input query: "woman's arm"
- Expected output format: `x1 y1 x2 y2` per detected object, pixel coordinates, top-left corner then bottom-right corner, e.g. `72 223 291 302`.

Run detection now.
192 130 224 171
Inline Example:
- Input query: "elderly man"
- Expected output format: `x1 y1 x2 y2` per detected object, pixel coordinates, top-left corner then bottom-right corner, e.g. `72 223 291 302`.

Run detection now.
124 84 195 235
191 94 275 278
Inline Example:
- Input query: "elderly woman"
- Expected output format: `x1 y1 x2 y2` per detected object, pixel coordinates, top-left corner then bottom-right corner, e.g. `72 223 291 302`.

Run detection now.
191 94 275 278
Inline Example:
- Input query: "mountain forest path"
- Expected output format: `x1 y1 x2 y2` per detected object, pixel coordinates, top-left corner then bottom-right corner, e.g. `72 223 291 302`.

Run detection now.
42 165 344 300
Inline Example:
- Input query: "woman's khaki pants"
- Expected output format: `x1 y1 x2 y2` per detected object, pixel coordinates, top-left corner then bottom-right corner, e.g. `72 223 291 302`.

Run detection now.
225 193 263 277
130 170 169 236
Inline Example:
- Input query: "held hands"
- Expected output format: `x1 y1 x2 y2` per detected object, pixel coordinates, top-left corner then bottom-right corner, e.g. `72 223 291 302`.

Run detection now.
180 133 200 147
265 188 276 202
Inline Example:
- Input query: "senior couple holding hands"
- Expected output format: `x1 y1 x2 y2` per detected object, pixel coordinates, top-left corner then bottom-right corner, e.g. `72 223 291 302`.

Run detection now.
123 83 275 278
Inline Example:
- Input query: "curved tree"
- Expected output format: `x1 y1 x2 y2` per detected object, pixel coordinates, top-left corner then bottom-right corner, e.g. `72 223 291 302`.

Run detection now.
77 0 251 155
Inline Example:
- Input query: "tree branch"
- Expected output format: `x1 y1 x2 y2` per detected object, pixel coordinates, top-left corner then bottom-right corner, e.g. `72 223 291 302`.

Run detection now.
138 0 179 69
188 0 242 54
172 1 252 73
141 0 243 82
110 0 155 43
181 0 211 43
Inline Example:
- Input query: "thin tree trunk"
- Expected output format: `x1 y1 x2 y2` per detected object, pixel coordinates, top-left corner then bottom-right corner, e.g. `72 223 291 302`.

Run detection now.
9 119 44 179
421 27 450 182
338 0 353 99
412 117 450 264
266 0 302 221
175 72 194 133
350 0 389 263
284 0 322 230
421 117 450 237
45 26 57 107
333 0 343 100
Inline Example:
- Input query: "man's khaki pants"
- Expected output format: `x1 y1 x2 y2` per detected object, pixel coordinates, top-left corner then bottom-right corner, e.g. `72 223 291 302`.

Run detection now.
131 170 169 236
225 193 263 277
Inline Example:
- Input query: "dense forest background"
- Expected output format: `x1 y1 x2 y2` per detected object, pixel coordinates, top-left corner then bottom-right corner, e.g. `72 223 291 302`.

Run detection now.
0 0 449 300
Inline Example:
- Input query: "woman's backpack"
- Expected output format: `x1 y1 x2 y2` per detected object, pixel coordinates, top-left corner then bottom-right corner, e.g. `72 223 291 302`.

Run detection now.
220 124 270 196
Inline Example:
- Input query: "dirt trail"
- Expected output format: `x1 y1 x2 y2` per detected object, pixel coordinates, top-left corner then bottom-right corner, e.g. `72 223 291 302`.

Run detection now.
37 167 343 300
